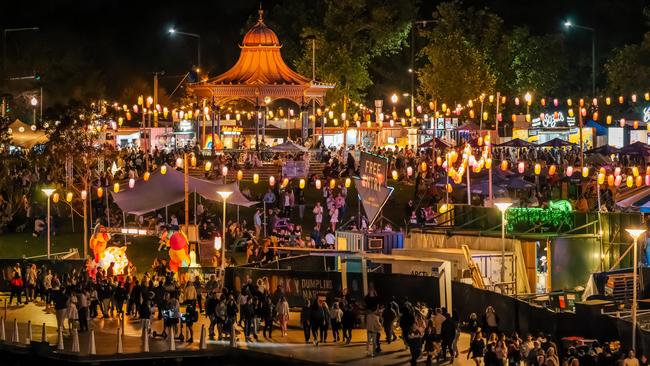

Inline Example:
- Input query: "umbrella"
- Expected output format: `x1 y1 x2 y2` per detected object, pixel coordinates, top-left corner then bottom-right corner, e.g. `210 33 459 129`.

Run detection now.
585 145 620 155
539 138 576 148
585 153 612 166
619 141 650 156
470 179 507 196
434 176 466 188
268 140 307 152
418 137 451 148
506 177 536 190
496 138 535 148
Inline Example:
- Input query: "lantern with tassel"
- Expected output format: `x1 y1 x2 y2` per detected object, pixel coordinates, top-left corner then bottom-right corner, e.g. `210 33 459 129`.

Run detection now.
282 178 289 188
534 163 541 175
66 192 73 202
97 187 103 198
113 183 120 193
615 175 622 187
615 167 621 176
345 177 351 188
330 179 336 189
204 161 212 172
144 171 150 181
627 176 634 188
299 179 306 189
608 175 615 186
549 165 557 176
161 165 167 175
637 176 643 187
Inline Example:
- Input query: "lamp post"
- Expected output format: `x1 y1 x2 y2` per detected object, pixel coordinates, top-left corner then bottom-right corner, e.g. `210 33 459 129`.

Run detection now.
217 191 232 286
564 20 596 96
168 28 201 69
30 96 38 125
495 202 512 285
626 228 646 352
42 188 55 259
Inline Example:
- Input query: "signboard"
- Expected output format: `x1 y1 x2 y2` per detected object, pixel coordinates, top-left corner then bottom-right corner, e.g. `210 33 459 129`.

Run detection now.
282 160 308 178
357 151 393 227
222 126 242 135
531 111 577 128
435 118 458 130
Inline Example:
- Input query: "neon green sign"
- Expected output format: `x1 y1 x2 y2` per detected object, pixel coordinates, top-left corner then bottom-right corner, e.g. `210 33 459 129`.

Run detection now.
506 200 573 232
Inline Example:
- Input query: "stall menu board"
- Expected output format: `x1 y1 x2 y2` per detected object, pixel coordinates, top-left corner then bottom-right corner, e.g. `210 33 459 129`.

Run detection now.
282 160 308 178
357 152 393 226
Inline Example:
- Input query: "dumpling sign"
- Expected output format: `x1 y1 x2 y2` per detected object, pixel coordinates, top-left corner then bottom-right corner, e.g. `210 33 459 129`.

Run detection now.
355 152 394 227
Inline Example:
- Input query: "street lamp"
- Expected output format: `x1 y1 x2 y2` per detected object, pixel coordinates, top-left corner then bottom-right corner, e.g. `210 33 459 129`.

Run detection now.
42 188 55 259
564 19 596 96
216 191 232 286
495 201 513 286
168 27 201 69
30 96 38 125
626 228 646 352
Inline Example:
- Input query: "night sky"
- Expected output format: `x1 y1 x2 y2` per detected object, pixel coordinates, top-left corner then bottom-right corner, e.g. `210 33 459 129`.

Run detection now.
1 0 648 100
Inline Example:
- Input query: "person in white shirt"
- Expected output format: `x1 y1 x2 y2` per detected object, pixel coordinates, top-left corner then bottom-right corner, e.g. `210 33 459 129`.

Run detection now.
313 202 323 230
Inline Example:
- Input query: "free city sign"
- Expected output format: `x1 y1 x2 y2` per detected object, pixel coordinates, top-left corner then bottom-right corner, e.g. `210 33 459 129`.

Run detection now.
356 152 393 227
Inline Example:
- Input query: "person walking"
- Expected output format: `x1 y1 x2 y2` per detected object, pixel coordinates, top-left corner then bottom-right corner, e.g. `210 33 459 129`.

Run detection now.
330 302 343 342
276 295 289 337
313 202 323 231
320 301 331 343
66 293 79 333
467 329 486 365
77 288 89 332
309 299 325 346
53 287 69 331
382 301 397 344
262 296 275 338
366 307 382 357
300 299 311 343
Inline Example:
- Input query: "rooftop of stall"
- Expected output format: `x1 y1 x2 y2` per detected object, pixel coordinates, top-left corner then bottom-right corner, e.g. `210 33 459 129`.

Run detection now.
335 230 404 254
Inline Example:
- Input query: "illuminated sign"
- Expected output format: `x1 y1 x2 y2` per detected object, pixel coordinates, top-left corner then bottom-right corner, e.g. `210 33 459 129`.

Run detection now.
222 126 243 135
178 120 193 132
506 200 573 232
643 106 650 123
531 111 576 128
356 152 393 226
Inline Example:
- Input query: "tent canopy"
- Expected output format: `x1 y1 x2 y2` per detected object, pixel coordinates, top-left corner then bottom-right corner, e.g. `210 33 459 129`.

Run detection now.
111 165 257 215
7 119 48 148
496 138 535 148
619 141 650 156
269 140 307 152
539 138 576 147
585 145 620 155
418 137 451 148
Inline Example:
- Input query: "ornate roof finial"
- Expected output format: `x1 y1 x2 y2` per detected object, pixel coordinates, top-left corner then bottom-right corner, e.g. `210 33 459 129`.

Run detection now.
258 3 264 23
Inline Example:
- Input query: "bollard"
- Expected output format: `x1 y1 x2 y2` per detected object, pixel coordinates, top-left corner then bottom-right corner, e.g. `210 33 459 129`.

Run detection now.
121 314 125 335
88 330 96 355
25 320 32 344
41 323 47 344
56 327 64 351
116 327 123 354
199 324 207 350
141 320 147 340
169 325 176 351
71 329 80 353
143 325 150 352
230 321 236 348
12 318 18 343
0 317 5 342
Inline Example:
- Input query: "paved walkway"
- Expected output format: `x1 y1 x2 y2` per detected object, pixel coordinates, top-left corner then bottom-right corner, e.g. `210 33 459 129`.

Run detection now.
0 296 476 365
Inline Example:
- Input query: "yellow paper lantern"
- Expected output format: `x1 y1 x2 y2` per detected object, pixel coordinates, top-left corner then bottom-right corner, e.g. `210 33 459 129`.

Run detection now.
345 177 351 188
144 172 150 181
627 175 634 188
392 170 398 180
66 192 73 202
646 92 650 101
113 182 120 193
330 179 336 189
315 179 322 190
52 193 60 203
534 163 541 175
599 167 606 175
282 177 289 188
161 165 167 175
204 161 212 172
501 160 508 171
582 167 589 178
446 184 453 193
606 115 612 124
597 173 605 185
420 162 428 172
486 158 492 169
436 157 442 166
633 166 640 177
237 170 243 181
299 178 306 189
482 111 489 121
606 97 611 105
190 155 197 167
619 96 624 104
97 187 103 198
634 120 639 129
253 173 259 184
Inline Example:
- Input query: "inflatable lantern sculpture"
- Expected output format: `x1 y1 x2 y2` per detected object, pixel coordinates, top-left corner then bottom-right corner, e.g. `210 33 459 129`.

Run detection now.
159 228 190 272
89 224 130 274
89 225 110 263
98 246 129 275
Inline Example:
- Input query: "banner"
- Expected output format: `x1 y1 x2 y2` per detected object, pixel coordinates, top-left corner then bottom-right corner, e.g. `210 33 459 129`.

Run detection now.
282 160 308 178
357 152 392 226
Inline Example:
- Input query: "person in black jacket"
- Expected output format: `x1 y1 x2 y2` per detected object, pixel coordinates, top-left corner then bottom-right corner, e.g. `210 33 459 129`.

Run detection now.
261 296 275 338
341 303 355 344
205 292 218 339
309 299 325 345
382 302 397 344
114 281 128 315
440 313 457 361
300 299 311 343
241 297 257 341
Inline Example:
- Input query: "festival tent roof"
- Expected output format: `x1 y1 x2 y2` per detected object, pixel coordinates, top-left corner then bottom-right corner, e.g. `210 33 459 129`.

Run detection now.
539 138 576 147
496 138 535 148
418 137 451 148
268 140 307 152
619 141 650 156
7 119 48 148
457 121 481 131
585 145 620 155
470 179 508 196
111 165 257 215
584 153 612 166
616 187 650 208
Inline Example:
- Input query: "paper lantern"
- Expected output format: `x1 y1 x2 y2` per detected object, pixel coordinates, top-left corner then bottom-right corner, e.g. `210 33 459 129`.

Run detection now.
129 178 135 189
330 179 336 189
237 170 243 181
482 111 489 121
486 158 492 169
345 177 351 188
553 98 559 107
633 166 640 177
608 175 614 187
97 187 104 198
541 98 546 106
469 110 475 119
646 175 650 186
282 178 289 188
525 114 531 122
646 92 650 101
593 112 599 121
511 114 517 122
175 158 183 168
615 175 622 187
620 119 626 128
436 157 443 166
143 171 150 181
582 167 589 178
600 167 606 175
392 170 398 180
515 97 520 106
549 165 556 176
597 173 605 185
52 193 60 203
66 192 73 202
634 121 639 129
568 109 574 117
619 96 624 104
567 98 573 106
253 173 259 184
420 162 428 172
517 162 525 174
112 182 119 193
161 165 167 175
615 167 621 177
606 115 612 124
204 161 212 172
647 166 650 176
81 190 87 200
566 166 573 177
446 184 453 193
534 163 541 175
269 176 276 186
627 176 634 188
190 155 197 167
407 166 413 177
222 166 228 177
450 151 458 164
299 178 306 189
606 97 611 105
501 160 508 171
315 179 322 190
637 176 643 187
